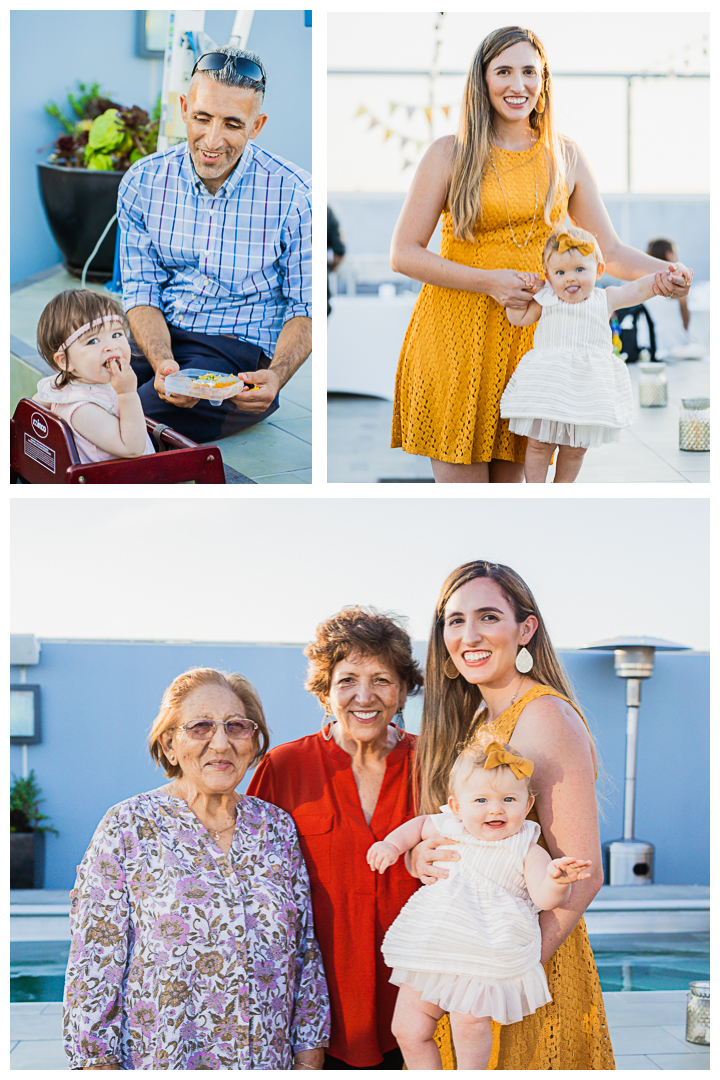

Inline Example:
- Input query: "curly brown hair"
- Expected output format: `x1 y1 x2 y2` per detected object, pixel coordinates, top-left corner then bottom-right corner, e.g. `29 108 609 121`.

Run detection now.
36 289 128 388
148 667 270 779
304 606 424 704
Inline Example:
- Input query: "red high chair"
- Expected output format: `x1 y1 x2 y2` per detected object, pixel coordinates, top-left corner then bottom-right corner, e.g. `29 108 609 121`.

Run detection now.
10 398 252 484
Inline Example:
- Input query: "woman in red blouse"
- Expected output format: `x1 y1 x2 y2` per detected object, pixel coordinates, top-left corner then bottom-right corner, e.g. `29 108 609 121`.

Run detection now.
247 607 424 1069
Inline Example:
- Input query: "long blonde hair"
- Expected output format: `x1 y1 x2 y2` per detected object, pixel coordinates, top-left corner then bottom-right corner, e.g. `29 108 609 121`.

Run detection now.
448 26 570 242
417 561 577 814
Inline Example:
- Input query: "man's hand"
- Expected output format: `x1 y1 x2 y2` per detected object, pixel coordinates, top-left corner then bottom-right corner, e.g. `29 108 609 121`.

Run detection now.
232 368 281 413
154 361 197 409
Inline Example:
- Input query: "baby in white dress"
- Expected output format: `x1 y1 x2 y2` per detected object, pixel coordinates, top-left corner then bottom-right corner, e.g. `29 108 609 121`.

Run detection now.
500 226 692 484
367 741 592 1071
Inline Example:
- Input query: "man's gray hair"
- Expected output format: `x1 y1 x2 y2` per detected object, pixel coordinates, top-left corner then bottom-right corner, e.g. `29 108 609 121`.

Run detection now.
200 45 266 101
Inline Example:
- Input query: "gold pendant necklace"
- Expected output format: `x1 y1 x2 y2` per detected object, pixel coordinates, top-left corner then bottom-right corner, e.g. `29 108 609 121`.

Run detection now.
488 145 539 250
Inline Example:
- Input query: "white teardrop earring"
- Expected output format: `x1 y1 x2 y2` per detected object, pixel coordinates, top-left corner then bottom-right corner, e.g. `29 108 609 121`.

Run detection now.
515 647 534 674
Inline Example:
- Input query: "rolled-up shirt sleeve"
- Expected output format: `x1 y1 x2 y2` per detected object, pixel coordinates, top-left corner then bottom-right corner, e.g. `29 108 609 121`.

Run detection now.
117 170 170 314
63 808 129 1070
286 820 330 1054
280 190 313 323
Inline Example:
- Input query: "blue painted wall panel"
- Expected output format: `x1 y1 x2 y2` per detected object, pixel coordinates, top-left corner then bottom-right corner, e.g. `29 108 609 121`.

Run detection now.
10 641 708 889
11 10 311 283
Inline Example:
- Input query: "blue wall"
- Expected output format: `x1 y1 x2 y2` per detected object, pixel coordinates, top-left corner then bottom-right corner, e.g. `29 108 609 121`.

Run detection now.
11 10 311 283
10 640 708 890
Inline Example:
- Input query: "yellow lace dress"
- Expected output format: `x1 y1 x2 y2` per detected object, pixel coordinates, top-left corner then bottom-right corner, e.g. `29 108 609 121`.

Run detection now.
391 144 567 464
434 685 616 1070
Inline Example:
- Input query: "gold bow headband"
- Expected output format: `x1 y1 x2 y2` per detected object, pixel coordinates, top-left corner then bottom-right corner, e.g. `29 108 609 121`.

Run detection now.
483 741 534 780
556 232 595 257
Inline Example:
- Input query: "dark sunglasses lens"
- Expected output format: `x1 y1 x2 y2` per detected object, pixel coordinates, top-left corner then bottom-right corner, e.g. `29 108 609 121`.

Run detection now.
231 58 264 83
196 53 229 72
194 53 264 84
187 721 215 739
226 721 254 738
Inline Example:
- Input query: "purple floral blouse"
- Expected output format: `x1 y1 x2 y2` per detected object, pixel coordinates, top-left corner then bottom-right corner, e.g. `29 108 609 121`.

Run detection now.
63 789 330 1070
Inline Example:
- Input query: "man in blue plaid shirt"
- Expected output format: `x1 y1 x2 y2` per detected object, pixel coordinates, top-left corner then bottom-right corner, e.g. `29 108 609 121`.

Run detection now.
118 46 311 441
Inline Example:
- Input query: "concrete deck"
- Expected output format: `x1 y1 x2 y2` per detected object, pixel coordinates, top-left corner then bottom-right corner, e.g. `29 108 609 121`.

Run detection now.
10 889 709 1071
9 993 709 1070
328 358 709 484
10 266 311 484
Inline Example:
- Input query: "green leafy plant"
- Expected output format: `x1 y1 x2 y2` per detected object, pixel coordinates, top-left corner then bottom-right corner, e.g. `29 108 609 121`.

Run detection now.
44 81 159 170
10 771 59 837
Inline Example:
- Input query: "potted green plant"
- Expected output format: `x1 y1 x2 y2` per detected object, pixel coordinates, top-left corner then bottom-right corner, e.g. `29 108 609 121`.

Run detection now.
38 81 160 280
10 770 59 890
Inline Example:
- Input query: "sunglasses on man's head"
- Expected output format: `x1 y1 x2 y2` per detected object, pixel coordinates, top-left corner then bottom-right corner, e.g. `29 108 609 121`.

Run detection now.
192 52 266 88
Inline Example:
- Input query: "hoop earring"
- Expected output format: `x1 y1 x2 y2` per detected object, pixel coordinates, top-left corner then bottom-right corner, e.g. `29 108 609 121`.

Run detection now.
321 715 335 741
534 94 545 115
515 647 534 674
395 708 406 741
444 656 460 680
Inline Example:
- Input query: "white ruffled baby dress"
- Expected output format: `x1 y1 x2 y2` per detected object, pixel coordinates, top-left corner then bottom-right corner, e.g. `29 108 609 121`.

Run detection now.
35 377 154 464
500 285 634 448
381 811 551 1025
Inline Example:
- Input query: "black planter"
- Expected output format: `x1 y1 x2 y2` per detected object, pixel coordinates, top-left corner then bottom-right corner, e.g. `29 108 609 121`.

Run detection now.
10 831 46 889
37 162 124 282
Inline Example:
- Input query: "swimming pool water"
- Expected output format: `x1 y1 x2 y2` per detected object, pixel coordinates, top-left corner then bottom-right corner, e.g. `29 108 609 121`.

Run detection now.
10 933 710 1002
588 932 710 993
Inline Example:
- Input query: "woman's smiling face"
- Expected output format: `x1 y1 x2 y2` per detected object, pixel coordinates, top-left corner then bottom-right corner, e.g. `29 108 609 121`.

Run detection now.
484 41 543 126
443 578 537 688
327 652 407 746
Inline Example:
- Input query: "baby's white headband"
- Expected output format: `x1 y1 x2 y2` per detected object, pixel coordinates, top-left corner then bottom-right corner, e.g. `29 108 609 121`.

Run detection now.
57 314 125 354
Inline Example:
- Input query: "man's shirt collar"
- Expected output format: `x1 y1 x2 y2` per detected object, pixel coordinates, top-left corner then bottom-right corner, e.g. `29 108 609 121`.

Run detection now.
182 140 255 199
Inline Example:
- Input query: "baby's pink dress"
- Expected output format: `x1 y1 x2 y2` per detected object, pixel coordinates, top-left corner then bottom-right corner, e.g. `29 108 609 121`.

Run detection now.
35 377 155 464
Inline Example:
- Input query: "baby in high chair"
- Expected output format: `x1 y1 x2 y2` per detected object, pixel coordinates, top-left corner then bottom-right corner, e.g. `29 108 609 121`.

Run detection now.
500 226 693 483
367 741 592 1071
34 289 154 464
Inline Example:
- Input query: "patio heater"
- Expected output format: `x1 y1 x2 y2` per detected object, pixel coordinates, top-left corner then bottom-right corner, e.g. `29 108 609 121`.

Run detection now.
581 636 690 886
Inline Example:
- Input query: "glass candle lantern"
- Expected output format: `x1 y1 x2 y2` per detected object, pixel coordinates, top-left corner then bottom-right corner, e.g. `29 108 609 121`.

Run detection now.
638 363 668 407
685 981 710 1045
679 398 710 451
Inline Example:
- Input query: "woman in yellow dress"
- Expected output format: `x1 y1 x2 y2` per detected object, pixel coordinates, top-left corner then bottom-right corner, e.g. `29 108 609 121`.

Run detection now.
390 25 692 483
411 560 615 1068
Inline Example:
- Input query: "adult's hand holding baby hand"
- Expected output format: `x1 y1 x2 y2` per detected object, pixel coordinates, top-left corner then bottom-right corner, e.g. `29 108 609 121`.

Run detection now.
154 361 197 408
487 269 544 309
409 834 460 885
653 262 693 299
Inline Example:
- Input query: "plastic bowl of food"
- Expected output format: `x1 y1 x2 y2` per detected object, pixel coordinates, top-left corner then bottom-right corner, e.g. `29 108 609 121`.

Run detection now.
164 369 248 406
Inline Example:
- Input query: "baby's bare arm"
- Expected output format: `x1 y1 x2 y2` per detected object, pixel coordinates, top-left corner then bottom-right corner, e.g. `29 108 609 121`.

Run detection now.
71 398 147 459
523 843 592 910
506 297 543 327
367 815 432 873
605 266 692 315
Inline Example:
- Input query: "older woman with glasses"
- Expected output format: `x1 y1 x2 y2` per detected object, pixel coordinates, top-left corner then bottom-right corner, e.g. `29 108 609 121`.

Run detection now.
63 667 329 1071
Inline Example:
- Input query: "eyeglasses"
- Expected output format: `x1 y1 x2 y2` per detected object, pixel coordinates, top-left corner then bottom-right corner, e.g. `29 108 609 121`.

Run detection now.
191 52 266 89
177 718 258 741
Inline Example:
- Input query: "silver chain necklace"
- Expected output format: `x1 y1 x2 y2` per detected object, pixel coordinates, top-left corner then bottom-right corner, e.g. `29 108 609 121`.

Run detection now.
488 145 539 250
